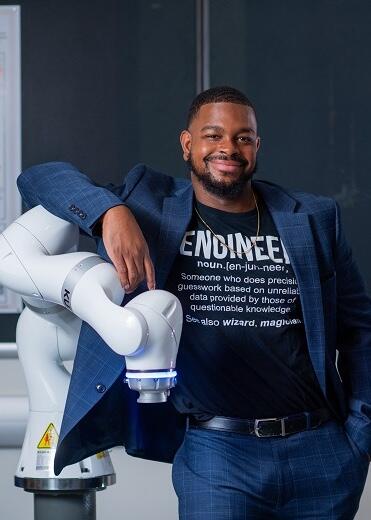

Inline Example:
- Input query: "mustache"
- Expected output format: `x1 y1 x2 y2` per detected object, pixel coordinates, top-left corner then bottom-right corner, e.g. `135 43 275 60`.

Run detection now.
204 153 248 166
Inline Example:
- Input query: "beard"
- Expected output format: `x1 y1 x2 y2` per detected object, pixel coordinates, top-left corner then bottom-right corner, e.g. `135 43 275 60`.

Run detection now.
187 152 258 200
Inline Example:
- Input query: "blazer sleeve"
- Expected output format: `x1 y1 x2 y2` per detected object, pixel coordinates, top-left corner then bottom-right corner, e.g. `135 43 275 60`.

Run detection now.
335 201 371 456
17 161 126 237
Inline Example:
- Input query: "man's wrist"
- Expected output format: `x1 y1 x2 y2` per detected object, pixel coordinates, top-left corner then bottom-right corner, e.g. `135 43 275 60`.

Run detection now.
92 204 126 237
102 204 129 223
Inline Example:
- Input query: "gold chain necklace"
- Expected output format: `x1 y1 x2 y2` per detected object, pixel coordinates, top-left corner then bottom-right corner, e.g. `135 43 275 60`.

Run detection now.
193 190 260 256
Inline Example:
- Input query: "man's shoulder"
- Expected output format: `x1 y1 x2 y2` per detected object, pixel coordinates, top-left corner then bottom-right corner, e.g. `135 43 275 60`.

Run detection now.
290 188 335 213
255 179 336 213
125 163 190 197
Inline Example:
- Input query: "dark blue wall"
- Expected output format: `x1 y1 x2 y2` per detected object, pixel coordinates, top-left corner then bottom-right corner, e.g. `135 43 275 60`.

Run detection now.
210 0 371 292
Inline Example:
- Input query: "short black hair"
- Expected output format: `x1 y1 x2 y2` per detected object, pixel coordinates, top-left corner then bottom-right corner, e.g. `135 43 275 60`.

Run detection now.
187 86 255 128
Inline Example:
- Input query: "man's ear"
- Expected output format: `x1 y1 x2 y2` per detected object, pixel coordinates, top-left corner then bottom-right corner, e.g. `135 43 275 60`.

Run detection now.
180 130 192 161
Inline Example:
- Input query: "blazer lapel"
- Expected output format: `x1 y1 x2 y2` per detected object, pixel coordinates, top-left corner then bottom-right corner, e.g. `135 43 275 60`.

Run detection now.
155 183 193 289
255 181 327 396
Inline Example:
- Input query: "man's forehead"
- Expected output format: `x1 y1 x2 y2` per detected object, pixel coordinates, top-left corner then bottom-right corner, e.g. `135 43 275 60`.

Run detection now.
190 102 257 130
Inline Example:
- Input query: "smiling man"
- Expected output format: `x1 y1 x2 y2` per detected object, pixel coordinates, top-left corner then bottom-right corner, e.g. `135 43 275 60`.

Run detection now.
18 86 371 519
182 100 259 207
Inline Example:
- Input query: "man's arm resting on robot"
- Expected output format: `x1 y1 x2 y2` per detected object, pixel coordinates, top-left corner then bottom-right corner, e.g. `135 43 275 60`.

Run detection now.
17 162 155 292
17 161 126 237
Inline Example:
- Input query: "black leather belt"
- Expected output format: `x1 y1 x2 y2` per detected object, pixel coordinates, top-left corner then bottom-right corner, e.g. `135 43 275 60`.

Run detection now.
189 408 332 438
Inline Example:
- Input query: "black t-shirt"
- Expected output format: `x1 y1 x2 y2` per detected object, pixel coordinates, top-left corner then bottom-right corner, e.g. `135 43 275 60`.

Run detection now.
165 198 326 419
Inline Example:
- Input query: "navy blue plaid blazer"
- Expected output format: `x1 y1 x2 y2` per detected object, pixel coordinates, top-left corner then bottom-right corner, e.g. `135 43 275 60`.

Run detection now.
18 162 371 475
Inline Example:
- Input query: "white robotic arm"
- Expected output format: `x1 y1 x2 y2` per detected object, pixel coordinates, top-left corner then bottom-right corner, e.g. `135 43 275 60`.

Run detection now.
0 205 182 403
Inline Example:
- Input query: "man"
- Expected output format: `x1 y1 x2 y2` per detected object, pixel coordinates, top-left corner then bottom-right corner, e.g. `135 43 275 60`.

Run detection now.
18 86 371 519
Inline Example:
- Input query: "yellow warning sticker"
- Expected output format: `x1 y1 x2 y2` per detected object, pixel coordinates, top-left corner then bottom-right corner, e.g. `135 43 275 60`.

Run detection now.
37 423 59 449
96 451 108 460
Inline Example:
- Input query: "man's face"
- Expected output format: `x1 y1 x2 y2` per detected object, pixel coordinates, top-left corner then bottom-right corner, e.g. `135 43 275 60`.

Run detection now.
180 102 260 199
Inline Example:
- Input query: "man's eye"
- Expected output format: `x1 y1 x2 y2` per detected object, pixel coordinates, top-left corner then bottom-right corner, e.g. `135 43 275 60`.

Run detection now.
237 136 254 143
205 134 221 140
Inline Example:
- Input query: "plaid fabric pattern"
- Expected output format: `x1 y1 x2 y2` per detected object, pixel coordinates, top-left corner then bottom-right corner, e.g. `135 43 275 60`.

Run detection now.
173 421 369 519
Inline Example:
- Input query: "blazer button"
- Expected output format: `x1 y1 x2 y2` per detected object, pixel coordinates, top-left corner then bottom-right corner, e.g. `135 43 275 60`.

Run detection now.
96 383 106 393
69 204 76 211
79 211 86 219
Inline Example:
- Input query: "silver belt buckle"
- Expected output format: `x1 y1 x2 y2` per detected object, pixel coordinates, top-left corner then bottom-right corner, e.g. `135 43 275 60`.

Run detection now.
254 417 286 437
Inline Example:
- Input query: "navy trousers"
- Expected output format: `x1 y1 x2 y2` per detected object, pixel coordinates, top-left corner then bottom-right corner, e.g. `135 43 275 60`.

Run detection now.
172 420 369 519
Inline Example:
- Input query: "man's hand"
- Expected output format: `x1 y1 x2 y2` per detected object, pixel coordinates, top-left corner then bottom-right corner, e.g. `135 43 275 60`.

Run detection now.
101 205 155 293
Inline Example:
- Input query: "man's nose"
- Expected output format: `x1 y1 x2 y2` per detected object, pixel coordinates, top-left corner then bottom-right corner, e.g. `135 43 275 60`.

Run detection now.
218 137 238 156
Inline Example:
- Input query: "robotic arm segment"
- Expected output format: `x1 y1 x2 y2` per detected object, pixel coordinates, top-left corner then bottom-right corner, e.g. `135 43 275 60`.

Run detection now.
0 205 182 403
0 207 150 356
